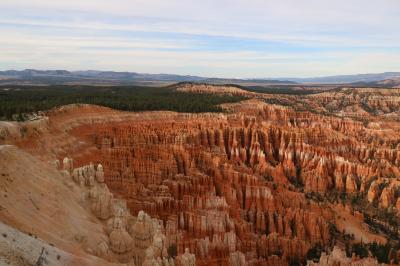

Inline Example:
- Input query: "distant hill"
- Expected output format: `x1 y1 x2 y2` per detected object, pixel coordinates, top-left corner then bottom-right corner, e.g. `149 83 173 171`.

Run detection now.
201 78 296 86
282 72 400 84
0 69 295 86
375 77 400 88
1 69 399 86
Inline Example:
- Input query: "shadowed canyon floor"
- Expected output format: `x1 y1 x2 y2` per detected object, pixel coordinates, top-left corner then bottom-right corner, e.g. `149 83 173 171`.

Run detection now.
0 85 399 265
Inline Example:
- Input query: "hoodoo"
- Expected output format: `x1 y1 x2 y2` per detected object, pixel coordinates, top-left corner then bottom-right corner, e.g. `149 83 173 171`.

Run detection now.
1 86 399 265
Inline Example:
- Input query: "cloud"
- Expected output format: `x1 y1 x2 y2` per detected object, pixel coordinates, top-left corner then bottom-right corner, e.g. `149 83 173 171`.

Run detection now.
0 0 399 77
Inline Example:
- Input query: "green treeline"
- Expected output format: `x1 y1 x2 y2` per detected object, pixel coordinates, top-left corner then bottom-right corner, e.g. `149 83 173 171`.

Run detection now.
0 85 246 120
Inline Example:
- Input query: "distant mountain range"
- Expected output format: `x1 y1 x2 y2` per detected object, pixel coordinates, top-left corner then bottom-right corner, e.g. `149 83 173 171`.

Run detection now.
281 72 400 84
0 69 399 86
0 69 206 86
0 69 295 86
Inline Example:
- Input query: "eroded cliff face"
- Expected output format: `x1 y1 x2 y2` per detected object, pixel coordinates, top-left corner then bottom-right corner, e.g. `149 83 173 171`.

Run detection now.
65 109 335 265
1 87 399 265
59 158 180 266
176 83 254 96
307 246 382 266
66 100 398 264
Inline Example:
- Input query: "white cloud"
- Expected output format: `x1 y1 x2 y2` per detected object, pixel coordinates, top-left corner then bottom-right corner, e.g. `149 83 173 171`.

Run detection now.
1 0 400 77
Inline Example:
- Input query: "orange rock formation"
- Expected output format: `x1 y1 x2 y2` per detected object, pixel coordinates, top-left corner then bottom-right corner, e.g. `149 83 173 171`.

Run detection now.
1 86 399 265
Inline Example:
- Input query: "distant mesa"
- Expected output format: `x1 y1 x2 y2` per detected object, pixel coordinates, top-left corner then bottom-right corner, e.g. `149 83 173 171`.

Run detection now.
4 69 400 86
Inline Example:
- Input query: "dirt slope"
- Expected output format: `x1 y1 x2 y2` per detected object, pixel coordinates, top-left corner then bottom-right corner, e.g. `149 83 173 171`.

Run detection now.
0 145 112 265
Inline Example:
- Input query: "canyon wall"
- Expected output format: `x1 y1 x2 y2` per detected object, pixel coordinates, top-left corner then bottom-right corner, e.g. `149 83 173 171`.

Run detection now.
1 87 399 265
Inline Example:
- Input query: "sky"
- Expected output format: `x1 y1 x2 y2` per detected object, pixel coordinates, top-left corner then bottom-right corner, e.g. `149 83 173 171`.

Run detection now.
1 0 400 78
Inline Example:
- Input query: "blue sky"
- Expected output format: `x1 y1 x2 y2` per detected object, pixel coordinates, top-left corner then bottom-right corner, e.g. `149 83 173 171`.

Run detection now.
1 0 400 78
